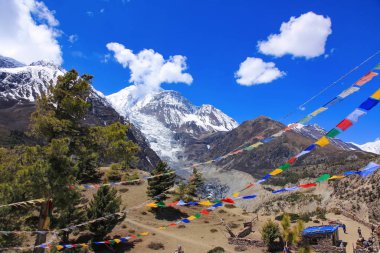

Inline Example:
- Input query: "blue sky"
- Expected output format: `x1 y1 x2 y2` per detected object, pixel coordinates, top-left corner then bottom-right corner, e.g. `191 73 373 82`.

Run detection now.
2 0 380 144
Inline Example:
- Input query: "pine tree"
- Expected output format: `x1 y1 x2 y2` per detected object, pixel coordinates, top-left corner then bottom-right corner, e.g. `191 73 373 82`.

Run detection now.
147 161 175 201
187 168 204 197
87 186 122 240
261 219 281 247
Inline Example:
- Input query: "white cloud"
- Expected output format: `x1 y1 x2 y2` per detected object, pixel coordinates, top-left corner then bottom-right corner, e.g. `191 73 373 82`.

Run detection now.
0 0 62 64
235 57 285 86
258 12 332 59
68 34 78 43
86 11 94 17
106 42 193 98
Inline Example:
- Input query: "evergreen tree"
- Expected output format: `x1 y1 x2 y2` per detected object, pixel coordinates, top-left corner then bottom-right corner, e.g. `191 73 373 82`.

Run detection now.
261 219 281 247
87 186 122 240
147 161 175 201
187 168 204 197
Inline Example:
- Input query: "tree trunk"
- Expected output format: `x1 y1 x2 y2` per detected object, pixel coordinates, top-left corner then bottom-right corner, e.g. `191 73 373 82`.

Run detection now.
33 200 51 253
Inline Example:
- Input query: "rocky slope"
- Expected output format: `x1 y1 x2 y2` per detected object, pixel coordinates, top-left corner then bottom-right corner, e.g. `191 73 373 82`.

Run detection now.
107 86 238 166
0 56 160 170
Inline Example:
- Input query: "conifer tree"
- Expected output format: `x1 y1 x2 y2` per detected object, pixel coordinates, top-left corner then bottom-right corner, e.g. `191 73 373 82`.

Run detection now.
147 161 175 201
87 186 122 240
187 168 204 197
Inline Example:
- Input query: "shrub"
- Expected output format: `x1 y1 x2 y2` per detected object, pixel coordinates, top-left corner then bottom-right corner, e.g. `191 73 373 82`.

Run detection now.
105 163 124 181
147 242 165 250
218 209 227 214
208 246 225 253
228 222 239 229
260 219 280 246
225 204 236 209
210 228 218 233
234 245 247 252
177 224 186 229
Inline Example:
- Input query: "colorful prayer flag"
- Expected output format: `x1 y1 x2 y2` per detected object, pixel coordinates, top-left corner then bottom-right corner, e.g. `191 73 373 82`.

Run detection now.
346 109 367 123
326 128 340 138
315 136 330 147
270 168 283 176
359 97 379 111
316 174 331 182
310 107 328 116
355 71 378 86
336 119 353 131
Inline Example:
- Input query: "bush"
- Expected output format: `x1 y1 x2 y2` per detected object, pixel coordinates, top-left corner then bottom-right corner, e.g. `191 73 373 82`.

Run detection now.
177 224 186 229
234 245 247 252
147 242 165 250
260 219 280 246
208 246 225 253
105 163 124 181
218 209 227 214
225 204 236 209
228 222 239 229
210 228 218 233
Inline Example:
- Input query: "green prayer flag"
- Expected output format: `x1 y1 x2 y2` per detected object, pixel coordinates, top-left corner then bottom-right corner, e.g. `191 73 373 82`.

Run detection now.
326 128 340 138
157 201 166 207
194 213 201 218
316 174 331 183
298 116 312 124
280 163 291 171
244 146 254 151
213 199 221 203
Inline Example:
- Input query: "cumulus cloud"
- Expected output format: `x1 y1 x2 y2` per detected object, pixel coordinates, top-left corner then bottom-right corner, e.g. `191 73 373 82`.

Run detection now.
258 12 332 59
235 57 285 86
0 0 62 65
106 42 193 97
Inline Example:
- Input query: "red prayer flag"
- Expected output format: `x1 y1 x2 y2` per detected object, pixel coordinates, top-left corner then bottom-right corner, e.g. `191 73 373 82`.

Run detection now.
169 223 177 226
221 198 235 204
287 156 297 164
355 71 378 86
167 201 178 206
244 183 254 189
336 119 353 131
104 241 110 244
299 183 317 188
200 209 209 215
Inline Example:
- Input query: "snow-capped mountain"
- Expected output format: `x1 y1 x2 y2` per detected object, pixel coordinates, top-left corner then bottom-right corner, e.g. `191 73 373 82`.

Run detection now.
0 56 161 170
353 139 380 155
107 86 238 164
292 123 360 151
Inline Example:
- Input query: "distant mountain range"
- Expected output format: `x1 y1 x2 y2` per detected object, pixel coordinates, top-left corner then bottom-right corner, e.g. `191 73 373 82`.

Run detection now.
353 139 380 155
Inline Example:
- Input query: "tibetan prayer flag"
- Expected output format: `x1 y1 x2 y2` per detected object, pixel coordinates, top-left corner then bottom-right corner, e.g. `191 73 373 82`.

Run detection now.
310 107 328 117
355 71 378 85
359 97 379 111
371 89 380 100
272 131 284 137
256 179 266 184
56 245 64 250
328 175 345 180
374 63 380 69
243 146 254 151
114 239 121 243
296 150 310 158
199 200 213 206
221 198 235 204
336 119 353 131
177 200 186 206
279 163 291 171
146 203 157 208
188 216 196 221
273 188 287 194
358 162 380 177
344 170 360 176
298 116 312 124
315 136 330 147
251 142 264 148
346 109 367 124
200 209 210 215
316 174 331 182
299 183 317 188
305 144 317 152
187 201 199 205
181 219 190 223
261 137 274 143
194 213 202 218
213 202 223 207
270 168 283 176
242 195 257 199
157 201 166 207
139 232 149 236
338 87 360 98
169 223 177 226
287 156 297 164
326 128 341 138
167 201 179 207
285 186 300 191
232 192 240 198
262 174 271 180
244 183 255 189
323 97 343 108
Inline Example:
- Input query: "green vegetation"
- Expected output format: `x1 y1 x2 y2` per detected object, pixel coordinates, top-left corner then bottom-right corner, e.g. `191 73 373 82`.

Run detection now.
147 161 175 201
0 70 139 249
260 219 281 246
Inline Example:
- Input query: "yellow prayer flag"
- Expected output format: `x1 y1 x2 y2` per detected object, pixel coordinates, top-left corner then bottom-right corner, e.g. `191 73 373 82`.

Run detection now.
56 245 64 250
114 239 121 244
232 192 240 198
328 175 345 180
188 216 196 220
315 136 330 147
199 200 213 206
269 168 283 176
140 232 149 236
251 142 263 148
310 107 328 117
146 203 158 208
371 88 380 100
159 227 166 230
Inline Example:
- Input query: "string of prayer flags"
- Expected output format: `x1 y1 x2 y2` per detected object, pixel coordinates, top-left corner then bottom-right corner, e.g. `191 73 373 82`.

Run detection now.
256 87 380 185
0 198 45 209
190 63 380 171
316 174 331 183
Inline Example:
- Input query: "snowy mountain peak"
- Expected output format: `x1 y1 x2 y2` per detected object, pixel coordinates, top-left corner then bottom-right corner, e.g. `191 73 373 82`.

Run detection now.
0 55 25 68
354 139 380 155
